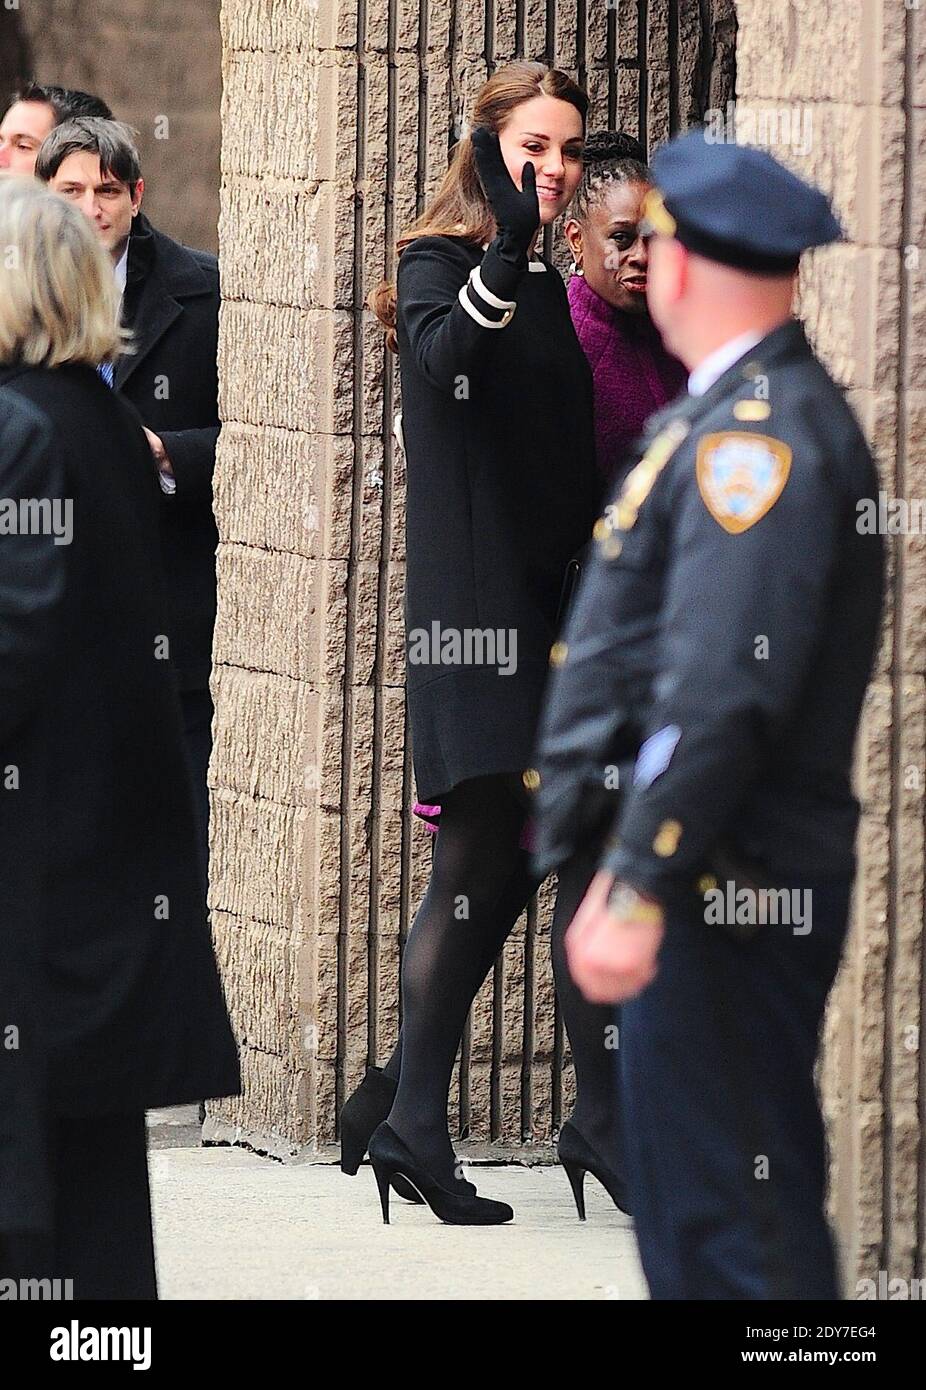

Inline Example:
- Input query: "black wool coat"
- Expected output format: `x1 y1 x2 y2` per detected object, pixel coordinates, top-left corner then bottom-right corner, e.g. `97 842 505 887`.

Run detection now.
0 365 239 1232
116 212 220 693
396 235 601 804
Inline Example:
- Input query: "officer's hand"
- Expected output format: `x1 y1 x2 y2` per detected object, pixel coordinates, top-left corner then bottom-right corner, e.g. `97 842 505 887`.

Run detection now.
566 871 664 1004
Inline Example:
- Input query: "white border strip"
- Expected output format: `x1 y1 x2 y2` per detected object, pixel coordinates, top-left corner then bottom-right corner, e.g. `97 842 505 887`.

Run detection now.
457 283 516 328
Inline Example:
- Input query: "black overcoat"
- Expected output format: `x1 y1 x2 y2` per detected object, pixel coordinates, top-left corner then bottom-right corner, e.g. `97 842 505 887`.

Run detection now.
395 235 601 803
0 365 239 1232
116 212 220 693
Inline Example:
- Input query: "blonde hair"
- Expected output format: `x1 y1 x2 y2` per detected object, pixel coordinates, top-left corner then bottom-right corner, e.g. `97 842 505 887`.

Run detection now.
0 174 127 368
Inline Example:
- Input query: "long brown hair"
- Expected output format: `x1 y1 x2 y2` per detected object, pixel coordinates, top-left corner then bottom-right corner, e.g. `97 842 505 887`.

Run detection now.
368 61 588 352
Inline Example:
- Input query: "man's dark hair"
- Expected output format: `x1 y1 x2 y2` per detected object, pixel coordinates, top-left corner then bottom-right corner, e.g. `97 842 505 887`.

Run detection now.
10 81 113 124
35 117 142 193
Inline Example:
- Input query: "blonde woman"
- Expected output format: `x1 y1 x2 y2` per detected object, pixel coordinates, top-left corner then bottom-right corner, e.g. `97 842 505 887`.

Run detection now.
0 176 238 1298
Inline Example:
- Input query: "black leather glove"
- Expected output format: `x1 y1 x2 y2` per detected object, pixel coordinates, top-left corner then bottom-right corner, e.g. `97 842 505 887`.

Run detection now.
471 125 540 271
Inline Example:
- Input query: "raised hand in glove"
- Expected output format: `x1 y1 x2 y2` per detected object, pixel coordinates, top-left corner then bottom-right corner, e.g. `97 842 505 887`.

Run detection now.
471 125 540 270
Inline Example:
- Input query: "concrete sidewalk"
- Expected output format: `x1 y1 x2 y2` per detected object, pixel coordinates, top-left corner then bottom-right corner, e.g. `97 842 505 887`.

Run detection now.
148 1110 646 1301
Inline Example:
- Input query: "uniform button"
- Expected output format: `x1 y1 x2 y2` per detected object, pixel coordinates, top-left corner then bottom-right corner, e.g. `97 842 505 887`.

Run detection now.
522 768 541 791
549 641 568 667
733 399 771 421
652 819 683 857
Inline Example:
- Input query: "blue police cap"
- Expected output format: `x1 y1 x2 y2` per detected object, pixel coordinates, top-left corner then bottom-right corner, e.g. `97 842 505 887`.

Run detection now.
645 129 842 274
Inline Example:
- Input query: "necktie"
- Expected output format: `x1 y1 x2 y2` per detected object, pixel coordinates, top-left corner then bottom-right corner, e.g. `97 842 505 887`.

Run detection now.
97 360 115 388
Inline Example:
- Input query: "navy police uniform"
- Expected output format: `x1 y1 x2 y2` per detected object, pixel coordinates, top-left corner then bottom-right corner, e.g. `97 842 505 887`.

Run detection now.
531 132 885 1299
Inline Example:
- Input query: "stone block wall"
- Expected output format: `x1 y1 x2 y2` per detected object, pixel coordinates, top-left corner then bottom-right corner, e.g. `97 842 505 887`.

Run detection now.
0 0 220 251
209 0 735 1159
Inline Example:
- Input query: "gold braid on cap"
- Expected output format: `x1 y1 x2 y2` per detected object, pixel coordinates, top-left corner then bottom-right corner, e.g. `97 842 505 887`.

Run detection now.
640 187 677 237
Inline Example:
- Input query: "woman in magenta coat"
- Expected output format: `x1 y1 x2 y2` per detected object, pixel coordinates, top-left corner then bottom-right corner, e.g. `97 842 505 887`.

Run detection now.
565 131 687 487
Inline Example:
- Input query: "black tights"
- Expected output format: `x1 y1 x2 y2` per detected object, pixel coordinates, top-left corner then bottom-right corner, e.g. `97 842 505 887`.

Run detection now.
382 774 621 1180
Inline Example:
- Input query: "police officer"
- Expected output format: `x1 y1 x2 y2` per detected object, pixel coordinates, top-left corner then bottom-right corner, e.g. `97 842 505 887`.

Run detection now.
530 130 884 1299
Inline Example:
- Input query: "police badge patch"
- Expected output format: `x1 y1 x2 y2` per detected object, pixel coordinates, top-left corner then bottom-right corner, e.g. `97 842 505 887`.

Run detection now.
695 432 792 534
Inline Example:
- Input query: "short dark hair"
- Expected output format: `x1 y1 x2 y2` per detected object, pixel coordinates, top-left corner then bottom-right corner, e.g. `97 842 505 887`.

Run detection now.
10 81 113 124
35 117 142 193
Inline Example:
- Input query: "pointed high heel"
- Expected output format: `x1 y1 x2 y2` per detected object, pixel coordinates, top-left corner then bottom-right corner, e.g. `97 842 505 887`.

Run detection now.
557 1121 631 1219
372 1158 395 1224
339 1066 423 1204
340 1067 394 1175
339 1066 476 1202
562 1152 588 1221
368 1122 514 1226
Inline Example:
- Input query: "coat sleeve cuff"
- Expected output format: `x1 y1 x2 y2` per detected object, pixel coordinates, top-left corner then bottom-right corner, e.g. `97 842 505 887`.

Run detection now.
456 241 521 328
159 427 218 503
598 837 674 903
477 238 523 302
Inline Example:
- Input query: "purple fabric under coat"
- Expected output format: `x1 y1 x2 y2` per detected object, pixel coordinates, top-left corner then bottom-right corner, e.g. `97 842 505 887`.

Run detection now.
414 799 534 851
567 272 688 485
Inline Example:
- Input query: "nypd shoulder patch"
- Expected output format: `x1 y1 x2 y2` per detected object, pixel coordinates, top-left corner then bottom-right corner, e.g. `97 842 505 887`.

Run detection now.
695 431 792 534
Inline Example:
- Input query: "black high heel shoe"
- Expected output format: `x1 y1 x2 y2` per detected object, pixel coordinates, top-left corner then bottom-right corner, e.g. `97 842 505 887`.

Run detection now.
340 1066 423 1204
557 1121 631 1219
368 1122 514 1226
339 1067 476 1202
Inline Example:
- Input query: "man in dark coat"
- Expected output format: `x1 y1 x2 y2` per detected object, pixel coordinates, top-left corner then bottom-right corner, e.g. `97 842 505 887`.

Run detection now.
36 116 221 881
531 134 884 1299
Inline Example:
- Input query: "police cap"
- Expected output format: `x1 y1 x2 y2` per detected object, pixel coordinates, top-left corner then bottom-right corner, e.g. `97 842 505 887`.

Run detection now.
643 129 842 274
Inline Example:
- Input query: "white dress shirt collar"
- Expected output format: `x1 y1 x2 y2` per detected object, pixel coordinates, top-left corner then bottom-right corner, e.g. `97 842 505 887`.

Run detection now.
113 240 130 296
687 330 764 397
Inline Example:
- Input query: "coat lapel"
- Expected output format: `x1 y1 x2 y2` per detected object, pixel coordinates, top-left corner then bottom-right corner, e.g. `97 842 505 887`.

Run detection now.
113 216 213 392
114 285 183 391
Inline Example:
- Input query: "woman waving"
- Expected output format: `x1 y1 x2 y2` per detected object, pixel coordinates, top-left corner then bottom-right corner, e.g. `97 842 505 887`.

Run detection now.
345 62 624 1226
